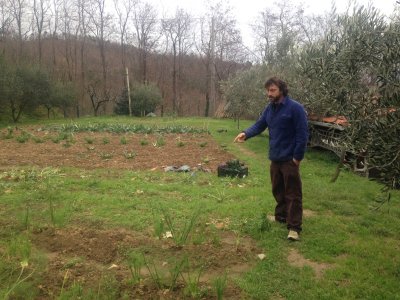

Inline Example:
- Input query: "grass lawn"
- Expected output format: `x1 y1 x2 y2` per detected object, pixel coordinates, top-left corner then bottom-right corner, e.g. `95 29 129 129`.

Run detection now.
0 116 399 299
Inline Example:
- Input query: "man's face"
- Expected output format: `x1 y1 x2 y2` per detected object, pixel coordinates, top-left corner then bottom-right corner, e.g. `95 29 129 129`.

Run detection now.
266 83 283 103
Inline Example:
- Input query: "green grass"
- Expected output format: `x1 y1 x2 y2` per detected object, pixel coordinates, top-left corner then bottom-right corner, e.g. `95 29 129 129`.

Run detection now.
0 116 399 299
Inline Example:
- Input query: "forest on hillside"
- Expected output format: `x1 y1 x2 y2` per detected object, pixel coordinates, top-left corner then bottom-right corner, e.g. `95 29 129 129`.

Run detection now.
0 0 254 118
2 0 398 120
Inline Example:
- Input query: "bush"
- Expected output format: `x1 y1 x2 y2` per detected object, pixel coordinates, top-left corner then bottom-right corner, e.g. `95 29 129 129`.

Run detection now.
114 88 129 115
114 84 162 117
44 81 77 118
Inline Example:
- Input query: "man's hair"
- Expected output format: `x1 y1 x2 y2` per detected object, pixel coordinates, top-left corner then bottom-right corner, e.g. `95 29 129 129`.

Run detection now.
264 77 288 97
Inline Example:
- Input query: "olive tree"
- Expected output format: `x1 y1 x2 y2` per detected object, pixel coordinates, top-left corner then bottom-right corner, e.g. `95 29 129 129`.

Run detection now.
8 66 51 122
298 5 399 189
221 65 268 127
42 81 77 118
369 18 400 189
221 62 302 128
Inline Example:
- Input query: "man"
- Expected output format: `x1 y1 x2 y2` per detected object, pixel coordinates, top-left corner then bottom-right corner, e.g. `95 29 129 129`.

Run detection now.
234 77 308 241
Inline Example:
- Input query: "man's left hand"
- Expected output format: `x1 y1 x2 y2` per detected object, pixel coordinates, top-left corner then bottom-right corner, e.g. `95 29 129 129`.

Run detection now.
292 159 300 166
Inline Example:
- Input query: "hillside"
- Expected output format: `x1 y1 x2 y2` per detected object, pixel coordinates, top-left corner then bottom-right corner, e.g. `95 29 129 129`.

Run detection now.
0 37 247 117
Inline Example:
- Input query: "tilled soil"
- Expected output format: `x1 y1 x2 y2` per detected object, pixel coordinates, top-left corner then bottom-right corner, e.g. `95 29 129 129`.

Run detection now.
31 224 261 299
0 126 236 172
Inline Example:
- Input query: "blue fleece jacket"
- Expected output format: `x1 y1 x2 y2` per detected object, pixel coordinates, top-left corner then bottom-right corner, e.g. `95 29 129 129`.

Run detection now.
244 96 308 162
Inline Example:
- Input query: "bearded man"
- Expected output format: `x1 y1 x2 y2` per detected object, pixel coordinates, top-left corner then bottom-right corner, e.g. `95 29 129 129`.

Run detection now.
234 77 308 241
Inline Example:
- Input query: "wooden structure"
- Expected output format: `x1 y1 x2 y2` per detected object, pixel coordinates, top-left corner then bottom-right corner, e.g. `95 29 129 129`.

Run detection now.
308 116 368 174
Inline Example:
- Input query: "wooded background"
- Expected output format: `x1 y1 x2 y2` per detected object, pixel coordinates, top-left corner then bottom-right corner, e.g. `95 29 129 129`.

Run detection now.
0 0 399 187
0 0 252 118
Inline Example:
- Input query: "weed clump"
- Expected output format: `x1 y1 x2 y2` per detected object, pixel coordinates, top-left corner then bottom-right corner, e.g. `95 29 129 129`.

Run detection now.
217 160 248 178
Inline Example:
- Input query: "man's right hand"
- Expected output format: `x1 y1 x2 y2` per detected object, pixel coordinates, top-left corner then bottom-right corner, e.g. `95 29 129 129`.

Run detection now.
234 132 246 143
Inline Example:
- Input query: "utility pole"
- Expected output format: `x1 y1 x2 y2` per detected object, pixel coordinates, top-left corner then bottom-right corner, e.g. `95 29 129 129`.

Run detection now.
126 67 132 117
210 16 216 117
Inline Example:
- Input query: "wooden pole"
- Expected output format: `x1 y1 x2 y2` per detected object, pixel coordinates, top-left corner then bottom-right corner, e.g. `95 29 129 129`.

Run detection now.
126 67 132 117
210 16 216 116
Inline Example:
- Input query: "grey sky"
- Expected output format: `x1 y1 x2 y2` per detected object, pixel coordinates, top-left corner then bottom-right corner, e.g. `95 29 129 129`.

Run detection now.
148 0 398 46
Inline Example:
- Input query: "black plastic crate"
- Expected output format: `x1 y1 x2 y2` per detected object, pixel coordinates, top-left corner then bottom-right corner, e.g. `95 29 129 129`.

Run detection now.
217 160 248 178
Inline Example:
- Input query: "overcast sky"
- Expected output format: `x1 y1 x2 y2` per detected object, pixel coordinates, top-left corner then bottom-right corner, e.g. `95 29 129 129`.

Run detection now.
147 0 398 46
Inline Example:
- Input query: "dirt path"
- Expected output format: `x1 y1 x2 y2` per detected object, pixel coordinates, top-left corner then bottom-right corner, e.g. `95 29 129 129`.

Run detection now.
287 248 332 279
235 143 260 159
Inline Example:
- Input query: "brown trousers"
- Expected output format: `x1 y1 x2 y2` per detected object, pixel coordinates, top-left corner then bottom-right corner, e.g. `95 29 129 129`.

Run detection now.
270 160 303 233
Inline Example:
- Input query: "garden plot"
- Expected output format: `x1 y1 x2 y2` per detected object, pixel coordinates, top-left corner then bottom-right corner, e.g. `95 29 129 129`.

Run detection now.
0 165 265 299
0 123 266 299
0 124 235 172
30 224 261 299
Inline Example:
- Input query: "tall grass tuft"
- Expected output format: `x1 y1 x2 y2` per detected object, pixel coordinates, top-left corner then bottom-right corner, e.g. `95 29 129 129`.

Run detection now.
168 256 187 290
15 134 30 143
23 205 30 230
182 262 205 298
213 272 228 300
154 135 165 147
126 250 144 284
49 197 55 225
143 254 164 289
162 207 201 247
2 260 35 299
120 136 128 145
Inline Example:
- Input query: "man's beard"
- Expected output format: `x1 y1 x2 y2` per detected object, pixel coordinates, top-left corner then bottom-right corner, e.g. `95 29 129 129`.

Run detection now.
269 94 281 103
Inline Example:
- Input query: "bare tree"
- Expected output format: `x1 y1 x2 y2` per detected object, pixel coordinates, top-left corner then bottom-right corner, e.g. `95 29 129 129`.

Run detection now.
197 1 244 117
48 0 62 70
87 82 116 116
33 0 50 66
8 0 29 62
0 0 12 47
197 14 215 117
295 11 326 46
113 0 136 73
251 0 313 65
213 6 246 80
132 1 159 84
86 0 114 115
76 0 89 117
161 8 193 114
251 10 279 64
86 0 113 87
61 0 76 81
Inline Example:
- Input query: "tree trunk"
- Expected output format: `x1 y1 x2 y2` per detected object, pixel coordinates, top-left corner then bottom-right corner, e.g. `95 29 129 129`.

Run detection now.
205 92 210 117
172 45 177 114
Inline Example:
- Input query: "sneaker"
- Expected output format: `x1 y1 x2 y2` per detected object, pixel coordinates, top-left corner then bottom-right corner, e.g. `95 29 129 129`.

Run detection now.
287 230 300 241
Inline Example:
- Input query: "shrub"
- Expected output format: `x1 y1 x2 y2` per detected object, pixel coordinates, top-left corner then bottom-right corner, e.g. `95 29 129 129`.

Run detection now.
114 84 162 117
